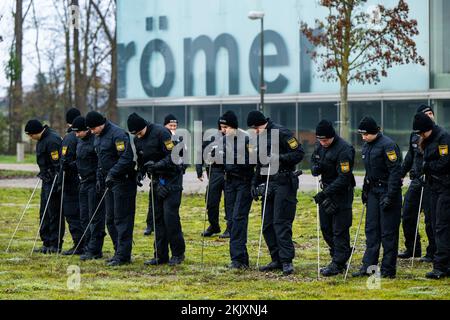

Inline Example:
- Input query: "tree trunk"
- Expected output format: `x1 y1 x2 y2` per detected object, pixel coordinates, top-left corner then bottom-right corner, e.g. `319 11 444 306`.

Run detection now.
64 27 73 109
10 0 23 154
339 79 350 142
72 0 85 114
108 36 117 121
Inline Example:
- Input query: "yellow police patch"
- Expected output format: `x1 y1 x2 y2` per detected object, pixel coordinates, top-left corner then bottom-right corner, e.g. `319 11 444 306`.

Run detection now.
115 141 125 152
62 146 68 156
340 162 350 173
439 145 449 156
386 150 397 162
51 150 59 161
164 140 174 151
287 137 299 150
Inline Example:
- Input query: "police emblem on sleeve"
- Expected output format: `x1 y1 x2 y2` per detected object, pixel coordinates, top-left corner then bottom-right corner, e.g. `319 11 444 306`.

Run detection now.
439 145 449 156
287 137 299 149
115 141 125 152
164 140 174 151
386 150 397 162
62 146 68 156
51 150 59 161
340 161 350 173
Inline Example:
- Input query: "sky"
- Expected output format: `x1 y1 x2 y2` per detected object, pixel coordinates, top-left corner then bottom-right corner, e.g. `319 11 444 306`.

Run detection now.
0 0 65 98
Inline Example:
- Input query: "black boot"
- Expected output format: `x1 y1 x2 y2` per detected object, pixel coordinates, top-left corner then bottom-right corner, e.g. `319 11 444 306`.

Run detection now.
143 226 153 236
259 261 282 272
425 269 447 279
419 255 433 263
144 257 168 266
320 262 345 277
282 263 294 276
33 246 49 254
201 225 221 237
228 261 248 270
219 228 231 239
80 252 103 261
62 246 84 256
168 254 185 266
107 259 130 267
352 267 370 278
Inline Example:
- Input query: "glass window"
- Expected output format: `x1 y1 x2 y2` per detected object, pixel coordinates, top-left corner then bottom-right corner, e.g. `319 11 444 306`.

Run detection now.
222 104 257 130
154 106 186 128
435 100 450 131
117 106 153 129
383 100 428 154
431 0 450 89
187 105 221 133
263 103 296 133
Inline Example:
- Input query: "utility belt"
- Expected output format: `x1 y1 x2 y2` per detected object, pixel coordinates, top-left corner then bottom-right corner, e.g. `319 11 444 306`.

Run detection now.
365 178 388 189
261 170 302 183
79 173 96 184
225 171 252 182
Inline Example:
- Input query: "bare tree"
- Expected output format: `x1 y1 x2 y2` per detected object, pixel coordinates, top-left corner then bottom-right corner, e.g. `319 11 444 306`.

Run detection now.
301 0 425 141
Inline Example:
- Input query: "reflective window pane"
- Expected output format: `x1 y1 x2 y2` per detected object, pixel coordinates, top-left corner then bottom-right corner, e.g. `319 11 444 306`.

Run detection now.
117 106 153 129
435 100 450 131
431 0 450 89
154 106 186 128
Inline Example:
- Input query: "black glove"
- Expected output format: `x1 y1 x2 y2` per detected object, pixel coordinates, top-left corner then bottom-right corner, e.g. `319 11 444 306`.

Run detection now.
417 175 426 187
422 161 430 175
311 163 321 177
157 185 169 199
136 171 144 187
105 174 115 189
409 170 418 181
361 191 368 205
313 191 327 205
251 185 259 201
380 195 393 210
144 160 156 175
322 197 338 215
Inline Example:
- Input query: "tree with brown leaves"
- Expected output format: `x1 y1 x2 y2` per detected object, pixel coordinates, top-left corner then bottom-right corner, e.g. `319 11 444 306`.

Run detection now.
300 0 425 141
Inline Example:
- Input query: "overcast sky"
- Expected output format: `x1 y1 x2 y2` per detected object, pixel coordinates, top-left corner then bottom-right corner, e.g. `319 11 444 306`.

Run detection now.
0 0 64 98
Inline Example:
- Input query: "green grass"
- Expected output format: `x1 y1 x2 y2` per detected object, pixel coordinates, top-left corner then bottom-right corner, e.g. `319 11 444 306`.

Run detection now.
0 188 448 300
0 170 37 179
0 154 35 164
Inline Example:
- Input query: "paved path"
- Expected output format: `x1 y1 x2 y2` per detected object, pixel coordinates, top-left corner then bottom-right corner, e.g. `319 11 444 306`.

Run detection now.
0 163 410 192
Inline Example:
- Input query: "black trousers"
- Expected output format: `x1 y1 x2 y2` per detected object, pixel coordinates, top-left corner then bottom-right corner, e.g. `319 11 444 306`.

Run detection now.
62 178 84 247
430 188 450 271
224 176 253 265
79 180 106 254
262 175 299 264
39 180 64 248
401 179 435 257
362 189 402 276
152 174 185 261
320 189 353 268
105 178 137 262
206 167 227 229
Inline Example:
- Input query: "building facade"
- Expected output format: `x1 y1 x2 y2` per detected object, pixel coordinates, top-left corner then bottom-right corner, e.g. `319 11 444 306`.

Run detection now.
117 0 450 167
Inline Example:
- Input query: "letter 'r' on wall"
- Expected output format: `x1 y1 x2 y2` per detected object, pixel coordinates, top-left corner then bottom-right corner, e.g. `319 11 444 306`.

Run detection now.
140 39 176 97
118 42 136 99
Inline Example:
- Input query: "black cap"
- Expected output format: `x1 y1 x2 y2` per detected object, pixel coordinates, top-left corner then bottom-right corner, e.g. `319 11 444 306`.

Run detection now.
24 119 44 135
66 108 81 124
413 112 434 133
164 114 178 126
247 111 268 127
417 104 434 115
219 110 238 129
85 111 106 128
127 112 147 134
316 120 336 139
71 116 88 132
358 117 380 134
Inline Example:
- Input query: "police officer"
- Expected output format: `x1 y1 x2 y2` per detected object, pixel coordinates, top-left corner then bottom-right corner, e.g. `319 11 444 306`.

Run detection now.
399 105 436 262
353 117 403 278
247 111 304 275
127 113 186 266
412 112 450 279
311 120 355 276
196 123 229 238
143 114 183 236
59 108 84 255
220 111 254 269
86 111 137 266
71 116 106 261
25 119 64 254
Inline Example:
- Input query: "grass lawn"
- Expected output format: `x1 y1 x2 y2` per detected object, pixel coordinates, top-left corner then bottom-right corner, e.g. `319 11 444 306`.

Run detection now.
0 154 35 164
0 188 448 300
